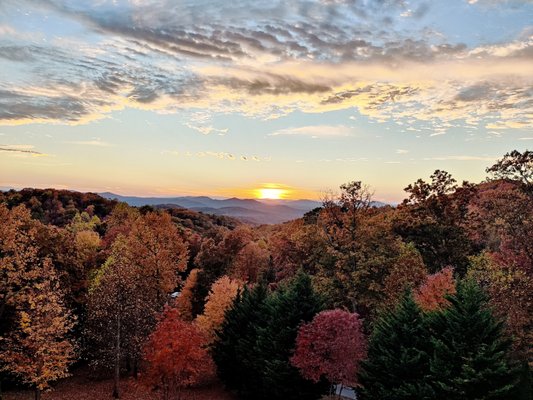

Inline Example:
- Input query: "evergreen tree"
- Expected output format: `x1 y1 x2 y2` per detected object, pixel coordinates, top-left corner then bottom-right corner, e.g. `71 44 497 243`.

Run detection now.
427 280 518 400
212 283 268 398
254 271 327 400
516 362 532 400
358 291 435 400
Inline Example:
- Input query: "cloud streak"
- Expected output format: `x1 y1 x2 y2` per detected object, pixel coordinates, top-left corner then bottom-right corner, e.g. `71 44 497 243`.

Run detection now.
269 125 353 138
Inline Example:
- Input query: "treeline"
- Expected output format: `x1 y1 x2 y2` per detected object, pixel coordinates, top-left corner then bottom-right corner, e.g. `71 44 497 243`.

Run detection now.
0 150 531 399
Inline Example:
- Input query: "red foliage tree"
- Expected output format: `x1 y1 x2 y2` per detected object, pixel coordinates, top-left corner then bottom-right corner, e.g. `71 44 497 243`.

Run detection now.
290 309 367 389
414 266 456 312
142 305 215 400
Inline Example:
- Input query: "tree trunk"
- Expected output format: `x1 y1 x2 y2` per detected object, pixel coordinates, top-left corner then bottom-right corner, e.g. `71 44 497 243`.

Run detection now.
112 314 121 399
34 388 41 400
337 383 344 400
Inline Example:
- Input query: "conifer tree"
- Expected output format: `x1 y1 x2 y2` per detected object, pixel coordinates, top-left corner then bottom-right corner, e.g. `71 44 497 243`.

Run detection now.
212 283 269 397
254 271 327 400
358 291 435 400
427 280 518 400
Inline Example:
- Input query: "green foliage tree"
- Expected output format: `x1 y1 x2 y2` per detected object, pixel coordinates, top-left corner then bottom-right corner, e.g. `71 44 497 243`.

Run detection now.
213 272 326 400
395 170 477 275
212 283 269 397
359 291 435 400
254 271 327 400
427 280 519 399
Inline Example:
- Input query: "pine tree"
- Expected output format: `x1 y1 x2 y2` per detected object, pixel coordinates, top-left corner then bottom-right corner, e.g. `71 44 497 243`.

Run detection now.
254 271 327 400
358 291 435 400
212 283 269 397
427 280 519 400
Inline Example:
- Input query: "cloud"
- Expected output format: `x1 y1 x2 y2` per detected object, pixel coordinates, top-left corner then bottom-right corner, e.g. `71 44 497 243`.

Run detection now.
422 155 497 161
65 139 114 147
0 144 47 156
161 148 268 161
396 149 409 154
0 0 531 134
269 125 353 138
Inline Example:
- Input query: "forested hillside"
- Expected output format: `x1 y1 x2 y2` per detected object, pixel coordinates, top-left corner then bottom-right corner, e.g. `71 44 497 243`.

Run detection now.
1 150 531 400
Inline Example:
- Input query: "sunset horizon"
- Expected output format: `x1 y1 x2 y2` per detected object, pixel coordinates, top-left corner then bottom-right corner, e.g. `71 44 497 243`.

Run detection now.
1 0 531 204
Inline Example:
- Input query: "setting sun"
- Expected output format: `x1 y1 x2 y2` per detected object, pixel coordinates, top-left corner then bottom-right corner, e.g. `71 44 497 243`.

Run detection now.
257 188 285 199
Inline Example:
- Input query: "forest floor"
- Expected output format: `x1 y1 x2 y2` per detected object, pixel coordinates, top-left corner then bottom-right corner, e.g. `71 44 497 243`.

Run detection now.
3 372 237 400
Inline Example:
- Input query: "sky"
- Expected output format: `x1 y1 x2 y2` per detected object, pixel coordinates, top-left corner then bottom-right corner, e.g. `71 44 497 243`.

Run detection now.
0 0 532 202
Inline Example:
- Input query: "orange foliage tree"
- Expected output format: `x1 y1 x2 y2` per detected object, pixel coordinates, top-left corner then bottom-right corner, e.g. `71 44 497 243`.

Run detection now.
414 266 456 312
175 268 199 321
230 241 270 283
195 275 242 344
142 305 215 400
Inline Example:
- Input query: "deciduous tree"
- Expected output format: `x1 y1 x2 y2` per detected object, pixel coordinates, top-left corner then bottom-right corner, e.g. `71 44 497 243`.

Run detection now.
142 305 214 400
291 309 367 390
0 260 76 400
195 275 242 344
414 266 456 312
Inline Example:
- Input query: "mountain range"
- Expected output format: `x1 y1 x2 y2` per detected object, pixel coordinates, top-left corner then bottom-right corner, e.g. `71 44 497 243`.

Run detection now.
99 192 324 225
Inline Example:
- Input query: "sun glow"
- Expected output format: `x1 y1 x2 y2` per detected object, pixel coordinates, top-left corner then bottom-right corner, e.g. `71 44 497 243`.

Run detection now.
256 187 286 199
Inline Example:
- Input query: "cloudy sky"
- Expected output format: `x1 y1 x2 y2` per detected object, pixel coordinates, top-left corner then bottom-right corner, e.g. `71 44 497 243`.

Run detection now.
0 0 532 201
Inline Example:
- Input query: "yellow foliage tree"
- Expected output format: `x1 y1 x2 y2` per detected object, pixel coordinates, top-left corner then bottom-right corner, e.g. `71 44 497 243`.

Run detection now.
195 276 242 344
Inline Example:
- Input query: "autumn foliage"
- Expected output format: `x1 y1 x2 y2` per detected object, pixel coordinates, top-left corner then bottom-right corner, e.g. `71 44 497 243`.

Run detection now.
195 275 242 344
1 149 531 398
142 305 215 400
414 266 456 312
291 309 367 388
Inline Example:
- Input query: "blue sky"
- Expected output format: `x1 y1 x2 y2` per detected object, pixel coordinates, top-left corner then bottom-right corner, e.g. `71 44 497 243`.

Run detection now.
0 0 532 202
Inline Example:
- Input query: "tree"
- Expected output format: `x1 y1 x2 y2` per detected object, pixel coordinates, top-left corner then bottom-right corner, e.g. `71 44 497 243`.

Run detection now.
359 292 435 400
212 283 269 396
486 150 533 193
195 275 242 344
0 204 43 322
86 239 146 399
142 305 214 400
468 252 533 366
382 241 427 309
291 309 367 392
230 241 270 283
414 266 456 312
427 280 519 399
254 272 327 400
174 269 199 322
316 182 406 316
0 260 76 400
192 226 252 316
395 170 476 275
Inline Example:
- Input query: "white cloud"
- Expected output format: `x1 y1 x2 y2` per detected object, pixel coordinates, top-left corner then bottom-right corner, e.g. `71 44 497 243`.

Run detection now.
422 155 497 161
269 125 353 138
396 149 409 154
66 139 114 147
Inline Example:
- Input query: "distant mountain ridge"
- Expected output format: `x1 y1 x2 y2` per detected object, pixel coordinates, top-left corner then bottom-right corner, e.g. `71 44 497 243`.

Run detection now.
99 192 323 224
